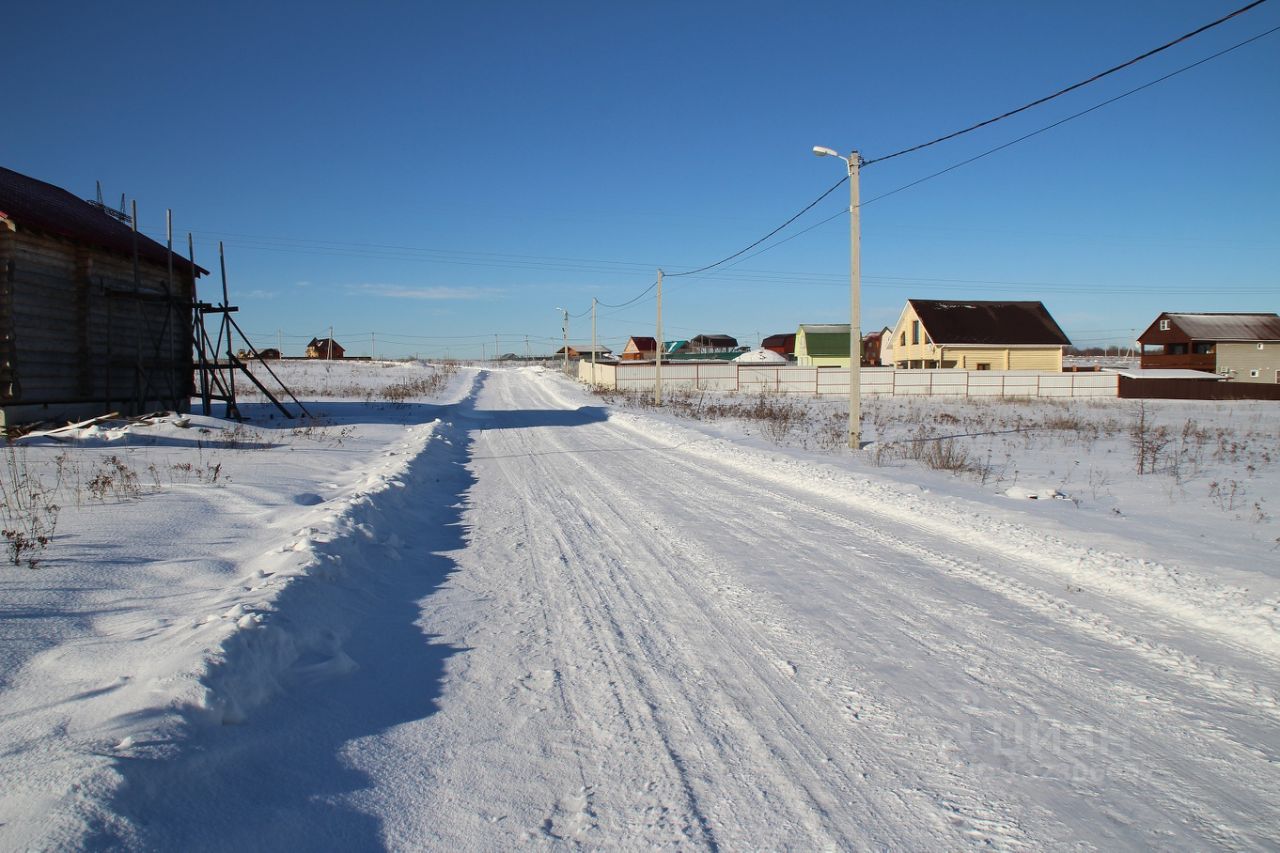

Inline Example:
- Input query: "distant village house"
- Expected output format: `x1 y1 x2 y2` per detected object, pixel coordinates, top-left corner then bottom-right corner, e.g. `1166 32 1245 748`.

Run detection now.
554 344 612 360
794 324 852 368
621 336 657 361
306 337 345 359
761 333 796 359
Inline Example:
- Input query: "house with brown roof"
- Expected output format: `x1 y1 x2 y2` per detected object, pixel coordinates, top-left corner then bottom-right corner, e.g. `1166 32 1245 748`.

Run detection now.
889 300 1071 371
761 333 796 358
1138 312 1280 383
689 334 739 353
553 344 612 360
620 336 657 361
306 337 345 359
0 166 206 425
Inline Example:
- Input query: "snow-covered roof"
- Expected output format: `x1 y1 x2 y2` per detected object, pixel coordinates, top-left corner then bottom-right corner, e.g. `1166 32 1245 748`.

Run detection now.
1159 313 1280 341
799 324 850 334
1106 368 1223 380
733 348 788 363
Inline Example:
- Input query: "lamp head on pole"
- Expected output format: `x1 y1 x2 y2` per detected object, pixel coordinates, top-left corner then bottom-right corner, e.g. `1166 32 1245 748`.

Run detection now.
812 146 839 158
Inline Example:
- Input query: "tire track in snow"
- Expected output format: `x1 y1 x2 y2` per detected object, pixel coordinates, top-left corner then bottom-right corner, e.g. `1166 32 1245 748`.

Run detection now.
591 402 1280 848
607 411 1280 726
475 372 1041 849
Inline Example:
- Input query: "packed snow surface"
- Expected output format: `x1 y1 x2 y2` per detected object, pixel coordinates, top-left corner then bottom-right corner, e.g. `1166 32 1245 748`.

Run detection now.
1 361 1277 850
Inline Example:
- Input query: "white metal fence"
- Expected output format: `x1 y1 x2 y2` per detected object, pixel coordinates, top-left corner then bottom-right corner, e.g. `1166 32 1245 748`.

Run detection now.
578 362 1118 398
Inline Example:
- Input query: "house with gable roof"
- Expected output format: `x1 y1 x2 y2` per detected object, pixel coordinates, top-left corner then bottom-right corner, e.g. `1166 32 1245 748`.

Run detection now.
889 300 1070 371
1138 312 1280 383
620 336 657 361
795 324 851 367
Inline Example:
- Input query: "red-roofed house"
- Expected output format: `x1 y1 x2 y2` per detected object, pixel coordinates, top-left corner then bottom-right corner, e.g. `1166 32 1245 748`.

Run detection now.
761 332 796 358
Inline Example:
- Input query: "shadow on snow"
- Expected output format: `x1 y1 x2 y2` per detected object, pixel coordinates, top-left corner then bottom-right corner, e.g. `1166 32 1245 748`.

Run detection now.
88 371 607 851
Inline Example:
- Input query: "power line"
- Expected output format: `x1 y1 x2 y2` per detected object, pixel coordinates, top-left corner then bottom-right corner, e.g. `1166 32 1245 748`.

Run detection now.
663 176 850 278
862 0 1271 166
643 7 1273 288
862 23 1280 206
695 22 1280 272
597 278 661 309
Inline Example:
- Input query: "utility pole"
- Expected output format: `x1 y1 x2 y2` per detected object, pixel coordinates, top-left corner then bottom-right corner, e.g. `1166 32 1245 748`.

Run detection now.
813 145 862 449
848 151 862 449
655 269 663 406
591 297 598 384
562 309 569 372
371 332 376 361
329 325 334 361
494 333 499 363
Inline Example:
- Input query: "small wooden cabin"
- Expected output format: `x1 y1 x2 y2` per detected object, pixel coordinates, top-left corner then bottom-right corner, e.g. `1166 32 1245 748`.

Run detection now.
0 167 206 427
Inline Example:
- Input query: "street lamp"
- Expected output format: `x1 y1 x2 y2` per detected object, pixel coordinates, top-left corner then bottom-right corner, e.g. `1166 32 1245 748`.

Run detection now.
813 145 862 449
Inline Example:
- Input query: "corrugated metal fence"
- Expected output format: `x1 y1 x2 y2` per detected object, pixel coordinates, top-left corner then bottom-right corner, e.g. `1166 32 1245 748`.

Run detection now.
578 362 1119 399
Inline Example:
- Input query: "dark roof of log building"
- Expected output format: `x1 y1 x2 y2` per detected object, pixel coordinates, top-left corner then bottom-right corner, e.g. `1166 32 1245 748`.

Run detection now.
909 300 1070 346
0 166 207 276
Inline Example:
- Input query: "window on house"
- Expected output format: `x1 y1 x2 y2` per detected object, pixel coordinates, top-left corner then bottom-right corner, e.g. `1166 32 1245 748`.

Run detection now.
1193 342 1214 354
900 332 906 347
1167 343 1187 355
1250 369 1260 378
1159 319 1170 331
911 321 919 345
975 363 991 371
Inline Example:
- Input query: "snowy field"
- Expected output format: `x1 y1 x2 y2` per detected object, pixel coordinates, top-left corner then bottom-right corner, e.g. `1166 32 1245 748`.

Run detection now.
1 359 1277 850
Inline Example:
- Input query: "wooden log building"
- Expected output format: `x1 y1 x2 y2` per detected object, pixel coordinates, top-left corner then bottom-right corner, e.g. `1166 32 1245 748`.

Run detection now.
0 166 206 427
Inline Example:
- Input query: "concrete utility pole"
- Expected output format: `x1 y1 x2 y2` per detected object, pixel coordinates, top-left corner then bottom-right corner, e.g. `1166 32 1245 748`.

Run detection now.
812 146 862 448
556 307 569 371
591 297 598 383
655 269 663 406
329 325 334 360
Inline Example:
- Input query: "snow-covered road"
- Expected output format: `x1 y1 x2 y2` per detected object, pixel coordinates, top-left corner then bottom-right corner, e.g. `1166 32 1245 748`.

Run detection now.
339 369 1279 849
30 367 1278 850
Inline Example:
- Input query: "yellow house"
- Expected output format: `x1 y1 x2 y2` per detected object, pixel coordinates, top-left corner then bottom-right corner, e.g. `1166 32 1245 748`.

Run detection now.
794 324 853 367
889 300 1070 371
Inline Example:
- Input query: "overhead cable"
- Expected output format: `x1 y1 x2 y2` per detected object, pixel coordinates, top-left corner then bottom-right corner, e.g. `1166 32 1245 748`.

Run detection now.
862 23 1280 203
717 22 1280 269
862 0 1271 166
663 176 849 278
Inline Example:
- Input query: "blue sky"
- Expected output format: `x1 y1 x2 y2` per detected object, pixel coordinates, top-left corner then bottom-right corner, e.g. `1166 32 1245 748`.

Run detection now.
7 1 1278 358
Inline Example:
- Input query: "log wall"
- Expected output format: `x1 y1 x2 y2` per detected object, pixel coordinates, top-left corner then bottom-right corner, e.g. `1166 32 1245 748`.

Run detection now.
0 225 196 424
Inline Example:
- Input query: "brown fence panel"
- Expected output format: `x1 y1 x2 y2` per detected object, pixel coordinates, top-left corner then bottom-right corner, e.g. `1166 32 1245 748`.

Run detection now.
1118 377 1280 400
